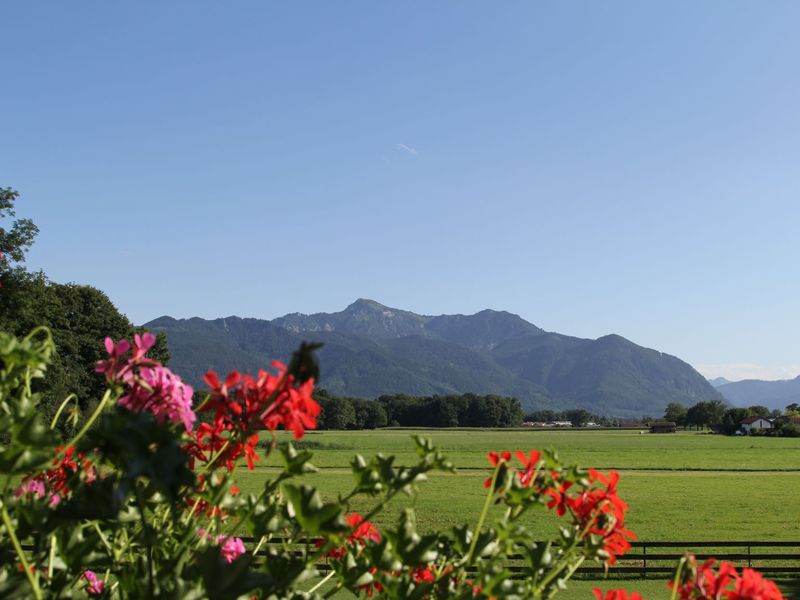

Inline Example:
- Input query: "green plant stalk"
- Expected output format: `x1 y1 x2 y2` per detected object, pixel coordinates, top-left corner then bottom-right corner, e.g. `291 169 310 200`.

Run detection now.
252 535 268 556
307 570 336 595
67 388 113 448
532 524 587 596
534 504 602 596
134 485 155 597
669 555 688 600
198 439 231 477
92 521 114 556
183 496 203 525
533 545 578 594
220 472 288 538
322 581 344 599
151 503 170 531
50 393 78 430
561 554 585 583
305 462 436 566
356 463 437 526
465 463 500 565
1 504 42 600
47 534 57 580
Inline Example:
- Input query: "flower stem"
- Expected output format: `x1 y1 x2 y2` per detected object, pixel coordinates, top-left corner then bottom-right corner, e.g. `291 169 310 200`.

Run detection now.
533 536 581 594
669 556 688 600
1 504 42 600
465 464 500 565
50 393 78 430
252 535 268 557
307 570 336 595
198 439 230 476
47 534 56 580
67 389 112 448
561 554 585 583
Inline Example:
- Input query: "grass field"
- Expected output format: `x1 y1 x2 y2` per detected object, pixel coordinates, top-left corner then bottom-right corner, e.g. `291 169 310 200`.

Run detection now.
238 428 800 598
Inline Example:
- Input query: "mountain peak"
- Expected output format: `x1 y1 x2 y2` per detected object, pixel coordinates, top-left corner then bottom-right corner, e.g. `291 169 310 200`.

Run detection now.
148 300 722 417
345 298 391 312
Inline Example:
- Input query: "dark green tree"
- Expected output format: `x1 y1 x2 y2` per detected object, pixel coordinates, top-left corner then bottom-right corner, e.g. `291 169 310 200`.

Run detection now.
663 402 688 427
317 395 356 429
360 401 388 429
748 405 771 419
0 187 38 266
721 407 752 435
686 400 726 430
564 409 591 428
685 403 704 430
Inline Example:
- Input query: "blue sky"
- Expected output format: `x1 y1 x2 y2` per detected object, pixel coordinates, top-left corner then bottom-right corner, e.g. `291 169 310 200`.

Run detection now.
2 2 799 381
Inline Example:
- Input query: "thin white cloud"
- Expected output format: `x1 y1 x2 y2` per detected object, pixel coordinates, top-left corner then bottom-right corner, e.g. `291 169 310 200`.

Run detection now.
694 363 800 382
396 143 417 156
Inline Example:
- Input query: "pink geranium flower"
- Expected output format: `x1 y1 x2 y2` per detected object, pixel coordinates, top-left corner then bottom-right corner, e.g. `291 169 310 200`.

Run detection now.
82 570 105 596
97 334 196 431
15 479 45 499
217 536 246 563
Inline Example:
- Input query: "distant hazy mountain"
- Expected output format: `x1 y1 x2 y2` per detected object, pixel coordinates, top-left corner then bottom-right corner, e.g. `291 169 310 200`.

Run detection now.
145 299 722 417
716 376 800 411
709 377 732 387
490 332 721 416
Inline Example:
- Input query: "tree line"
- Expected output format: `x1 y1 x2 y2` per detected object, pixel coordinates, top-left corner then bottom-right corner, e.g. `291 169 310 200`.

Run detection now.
314 390 525 429
662 400 800 436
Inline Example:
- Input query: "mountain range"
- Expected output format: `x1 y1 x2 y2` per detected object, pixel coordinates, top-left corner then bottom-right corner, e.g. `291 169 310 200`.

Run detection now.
144 299 723 417
713 376 800 411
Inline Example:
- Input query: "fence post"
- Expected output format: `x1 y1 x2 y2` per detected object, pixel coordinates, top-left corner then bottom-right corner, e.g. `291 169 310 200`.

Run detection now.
643 544 647 579
748 544 751 568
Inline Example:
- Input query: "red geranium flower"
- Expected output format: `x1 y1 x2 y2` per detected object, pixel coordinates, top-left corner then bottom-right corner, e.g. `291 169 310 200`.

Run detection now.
729 568 784 600
671 556 784 600
186 362 319 474
544 479 573 517
483 450 511 488
516 450 541 487
319 512 381 560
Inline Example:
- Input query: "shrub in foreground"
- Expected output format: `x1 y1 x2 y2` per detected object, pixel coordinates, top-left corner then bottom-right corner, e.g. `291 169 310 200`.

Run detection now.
0 328 785 598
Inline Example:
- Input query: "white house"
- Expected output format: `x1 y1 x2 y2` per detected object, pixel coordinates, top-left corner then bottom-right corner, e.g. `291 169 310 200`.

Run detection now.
741 416 773 433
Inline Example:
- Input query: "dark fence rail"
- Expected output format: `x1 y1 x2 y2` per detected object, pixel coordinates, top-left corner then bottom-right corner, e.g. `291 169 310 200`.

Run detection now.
20 538 800 579
239 538 800 578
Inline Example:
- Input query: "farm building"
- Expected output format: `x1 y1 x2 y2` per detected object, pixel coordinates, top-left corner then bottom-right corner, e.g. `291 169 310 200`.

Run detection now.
649 421 677 433
740 417 773 433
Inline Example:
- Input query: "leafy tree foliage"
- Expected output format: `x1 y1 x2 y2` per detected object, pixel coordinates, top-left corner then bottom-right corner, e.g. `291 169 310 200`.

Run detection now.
0 187 39 265
720 407 752 435
663 402 688 426
0 187 168 429
316 392 357 429
314 391 524 429
563 409 591 428
354 398 388 429
685 399 726 430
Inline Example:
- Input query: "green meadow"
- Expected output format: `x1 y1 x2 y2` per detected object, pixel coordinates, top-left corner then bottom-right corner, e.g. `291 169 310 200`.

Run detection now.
240 429 800 539
238 428 800 598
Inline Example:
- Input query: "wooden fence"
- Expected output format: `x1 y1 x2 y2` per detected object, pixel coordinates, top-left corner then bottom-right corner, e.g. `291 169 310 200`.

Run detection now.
240 538 800 579
21 537 800 580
